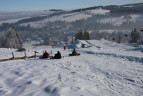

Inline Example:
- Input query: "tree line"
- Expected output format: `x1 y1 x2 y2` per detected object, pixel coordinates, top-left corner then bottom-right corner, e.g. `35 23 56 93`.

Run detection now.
0 26 143 49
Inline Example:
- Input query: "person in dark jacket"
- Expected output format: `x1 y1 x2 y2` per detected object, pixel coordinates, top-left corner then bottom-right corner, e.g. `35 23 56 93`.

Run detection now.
54 51 62 59
69 49 80 56
42 50 50 58
72 49 77 55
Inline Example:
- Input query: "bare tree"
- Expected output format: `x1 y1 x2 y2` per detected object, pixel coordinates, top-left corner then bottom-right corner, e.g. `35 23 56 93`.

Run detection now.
75 29 90 40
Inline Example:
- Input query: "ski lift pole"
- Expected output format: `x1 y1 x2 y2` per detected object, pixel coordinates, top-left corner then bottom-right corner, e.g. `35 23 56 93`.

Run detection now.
34 51 36 57
51 50 52 54
34 51 38 57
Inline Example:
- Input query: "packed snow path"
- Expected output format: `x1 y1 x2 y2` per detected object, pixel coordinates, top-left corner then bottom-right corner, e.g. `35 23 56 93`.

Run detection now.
0 40 143 96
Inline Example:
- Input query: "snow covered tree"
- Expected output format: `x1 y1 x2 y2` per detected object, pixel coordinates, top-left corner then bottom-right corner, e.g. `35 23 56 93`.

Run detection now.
2 27 22 48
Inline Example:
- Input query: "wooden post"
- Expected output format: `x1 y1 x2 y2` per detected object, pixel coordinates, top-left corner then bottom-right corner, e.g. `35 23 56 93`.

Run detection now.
12 52 14 59
34 51 37 57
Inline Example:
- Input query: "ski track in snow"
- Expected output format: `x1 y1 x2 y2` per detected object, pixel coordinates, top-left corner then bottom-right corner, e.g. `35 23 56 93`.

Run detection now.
0 40 143 96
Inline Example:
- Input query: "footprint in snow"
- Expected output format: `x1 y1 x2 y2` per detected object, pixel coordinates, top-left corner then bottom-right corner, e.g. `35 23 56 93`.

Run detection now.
44 85 59 96
12 71 24 77
58 74 62 82
71 86 80 91
71 72 76 76
124 78 135 83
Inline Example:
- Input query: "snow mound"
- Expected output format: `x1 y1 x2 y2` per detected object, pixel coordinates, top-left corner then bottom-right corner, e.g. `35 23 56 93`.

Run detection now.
68 39 110 49
67 40 91 49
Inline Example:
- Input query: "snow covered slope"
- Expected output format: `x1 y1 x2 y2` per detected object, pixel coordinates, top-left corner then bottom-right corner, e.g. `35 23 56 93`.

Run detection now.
98 14 142 26
0 39 143 96
0 11 55 24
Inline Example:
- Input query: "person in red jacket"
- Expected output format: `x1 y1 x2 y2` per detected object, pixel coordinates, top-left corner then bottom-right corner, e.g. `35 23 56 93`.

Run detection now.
64 46 66 50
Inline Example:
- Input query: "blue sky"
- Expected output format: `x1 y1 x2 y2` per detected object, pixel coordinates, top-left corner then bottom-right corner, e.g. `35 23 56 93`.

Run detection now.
0 0 143 12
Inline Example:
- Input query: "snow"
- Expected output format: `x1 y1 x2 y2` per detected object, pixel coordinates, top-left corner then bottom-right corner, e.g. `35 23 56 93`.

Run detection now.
123 5 133 8
86 8 110 15
67 40 90 49
0 11 55 25
0 18 30 25
18 12 92 28
26 12 91 28
98 14 142 26
130 14 141 21
0 39 143 96
20 8 110 28
47 12 91 22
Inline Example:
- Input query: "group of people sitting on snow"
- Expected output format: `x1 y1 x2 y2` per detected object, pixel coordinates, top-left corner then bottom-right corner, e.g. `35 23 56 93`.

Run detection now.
41 48 80 59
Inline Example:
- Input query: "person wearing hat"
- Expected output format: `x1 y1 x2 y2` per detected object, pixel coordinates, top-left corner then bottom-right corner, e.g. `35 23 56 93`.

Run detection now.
69 48 80 56
42 50 50 58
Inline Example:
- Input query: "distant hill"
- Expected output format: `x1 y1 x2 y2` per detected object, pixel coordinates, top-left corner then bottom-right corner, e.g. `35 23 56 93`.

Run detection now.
71 3 143 13
0 3 143 45
0 3 143 25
